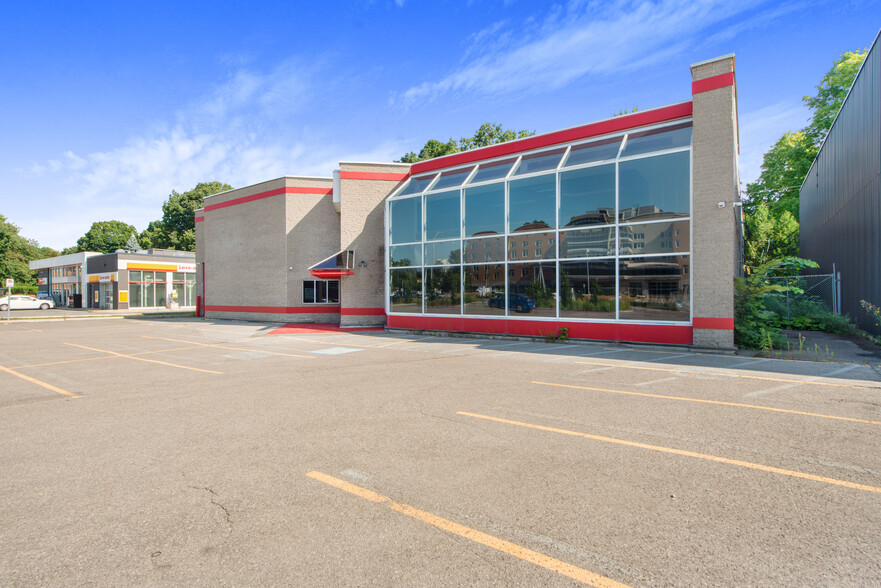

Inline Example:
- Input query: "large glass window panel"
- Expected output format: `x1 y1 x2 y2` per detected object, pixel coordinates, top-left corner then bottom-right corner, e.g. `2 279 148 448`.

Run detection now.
328 280 340 304
129 283 142 308
129 270 142 281
618 152 690 222
619 221 689 255
185 282 195 306
424 266 461 314
145 283 155 307
173 283 185 305
432 167 473 190
390 244 422 267
425 190 460 240
513 148 565 176
303 281 315 303
560 227 615 258
508 174 556 232
560 259 616 319
156 282 167 307
424 240 461 265
463 264 505 316
564 138 621 167
507 231 554 261
621 124 692 157
316 281 327 303
469 159 515 184
390 197 422 244
618 255 690 322
390 268 422 313
508 261 556 317
397 174 437 196
464 236 504 263
464 183 504 236
560 164 615 227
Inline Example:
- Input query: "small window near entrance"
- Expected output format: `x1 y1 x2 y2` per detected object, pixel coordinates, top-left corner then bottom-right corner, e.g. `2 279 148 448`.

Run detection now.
303 280 340 304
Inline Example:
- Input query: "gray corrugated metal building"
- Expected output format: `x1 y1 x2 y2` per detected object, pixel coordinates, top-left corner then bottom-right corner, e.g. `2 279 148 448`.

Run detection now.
800 31 881 335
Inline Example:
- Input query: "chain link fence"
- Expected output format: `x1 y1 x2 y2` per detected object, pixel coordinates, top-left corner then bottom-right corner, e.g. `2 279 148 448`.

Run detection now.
764 273 839 321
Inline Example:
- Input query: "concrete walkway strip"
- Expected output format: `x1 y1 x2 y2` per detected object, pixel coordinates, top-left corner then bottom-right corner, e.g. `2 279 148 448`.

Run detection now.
532 381 881 426
456 412 881 495
306 471 628 587
63 343 224 375
0 365 81 398
575 360 879 390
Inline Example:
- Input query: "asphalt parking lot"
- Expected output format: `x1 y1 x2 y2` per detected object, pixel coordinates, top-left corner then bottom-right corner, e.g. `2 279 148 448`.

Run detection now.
1 316 879 586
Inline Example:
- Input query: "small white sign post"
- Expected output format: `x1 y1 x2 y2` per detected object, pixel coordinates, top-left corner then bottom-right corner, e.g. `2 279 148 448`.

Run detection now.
4 278 12 320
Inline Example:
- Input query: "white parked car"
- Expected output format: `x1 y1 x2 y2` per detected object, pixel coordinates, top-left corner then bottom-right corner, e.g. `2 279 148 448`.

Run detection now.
0 295 55 311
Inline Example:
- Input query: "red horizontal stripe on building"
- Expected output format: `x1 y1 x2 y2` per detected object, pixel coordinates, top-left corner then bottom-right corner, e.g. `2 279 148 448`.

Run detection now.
194 216 205 223
692 317 735 330
203 186 333 212
386 316 693 345
205 305 341 314
339 171 409 181
340 307 386 316
691 72 735 95
410 102 694 175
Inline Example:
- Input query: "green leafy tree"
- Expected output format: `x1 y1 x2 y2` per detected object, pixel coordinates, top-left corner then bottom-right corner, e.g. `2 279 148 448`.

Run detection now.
0 215 59 290
398 123 535 163
743 49 867 264
804 50 867 145
139 181 231 251
743 202 800 266
76 220 138 253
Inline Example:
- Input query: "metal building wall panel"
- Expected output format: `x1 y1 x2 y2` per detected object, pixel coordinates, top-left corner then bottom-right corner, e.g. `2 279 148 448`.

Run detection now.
800 36 881 334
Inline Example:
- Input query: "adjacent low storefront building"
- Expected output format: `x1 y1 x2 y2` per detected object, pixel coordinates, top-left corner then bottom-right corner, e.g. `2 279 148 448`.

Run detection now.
197 55 741 348
30 250 196 310
85 250 197 310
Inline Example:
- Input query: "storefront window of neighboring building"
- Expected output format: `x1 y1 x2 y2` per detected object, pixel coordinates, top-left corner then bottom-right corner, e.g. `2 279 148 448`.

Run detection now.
172 272 196 307
386 122 692 322
303 280 340 304
128 271 168 308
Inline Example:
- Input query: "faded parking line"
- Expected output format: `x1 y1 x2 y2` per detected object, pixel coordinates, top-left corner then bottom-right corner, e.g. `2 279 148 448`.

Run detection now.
457 412 881 494
575 361 879 389
142 335 316 359
306 471 628 587
532 381 881 425
0 365 80 398
64 343 224 374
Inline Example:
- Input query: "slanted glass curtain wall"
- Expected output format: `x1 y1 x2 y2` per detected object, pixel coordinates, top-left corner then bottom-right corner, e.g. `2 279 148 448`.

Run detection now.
387 122 692 323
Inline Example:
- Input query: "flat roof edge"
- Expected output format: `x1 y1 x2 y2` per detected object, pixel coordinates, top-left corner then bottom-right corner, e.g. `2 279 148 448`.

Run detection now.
690 53 736 68
338 161 412 167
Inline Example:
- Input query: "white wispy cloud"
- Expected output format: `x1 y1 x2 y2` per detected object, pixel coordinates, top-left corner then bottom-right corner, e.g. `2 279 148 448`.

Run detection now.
398 0 768 107
738 99 811 185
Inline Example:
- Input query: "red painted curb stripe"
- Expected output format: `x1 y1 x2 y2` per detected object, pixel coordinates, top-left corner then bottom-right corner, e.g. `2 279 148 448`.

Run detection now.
340 171 409 181
410 102 693 175
387 316 693 345
693 317 735 330
340 307 386 316
205 305 341 314
692 72 735 95
194 216 205 223
204 186 333 212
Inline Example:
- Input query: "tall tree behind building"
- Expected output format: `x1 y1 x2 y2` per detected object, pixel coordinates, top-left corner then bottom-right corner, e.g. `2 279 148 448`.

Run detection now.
743 49 867 265
139 181 232 251
398 123 535 163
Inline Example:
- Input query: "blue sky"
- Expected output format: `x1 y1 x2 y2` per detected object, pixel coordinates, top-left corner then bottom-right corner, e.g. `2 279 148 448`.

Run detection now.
1 0 877 250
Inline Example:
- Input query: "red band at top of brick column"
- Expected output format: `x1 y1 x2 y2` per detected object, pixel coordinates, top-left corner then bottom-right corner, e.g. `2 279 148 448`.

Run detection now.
692 72 735 95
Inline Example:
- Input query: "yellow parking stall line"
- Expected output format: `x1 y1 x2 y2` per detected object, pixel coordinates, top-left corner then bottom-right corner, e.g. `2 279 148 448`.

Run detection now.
532 381 881 426
63 343 224 374
0 365 81 398
456 412 881 495
574 360 878 389
306 471 628 587
141 335 316 359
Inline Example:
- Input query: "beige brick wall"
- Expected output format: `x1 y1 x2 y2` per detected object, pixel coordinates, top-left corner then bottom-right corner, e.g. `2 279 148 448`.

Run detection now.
199 176 340 323
691 56 740 349
338 162 410 326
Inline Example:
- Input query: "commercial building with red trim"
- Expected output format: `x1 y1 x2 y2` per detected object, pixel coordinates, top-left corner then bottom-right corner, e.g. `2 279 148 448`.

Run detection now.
196 54 741 348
